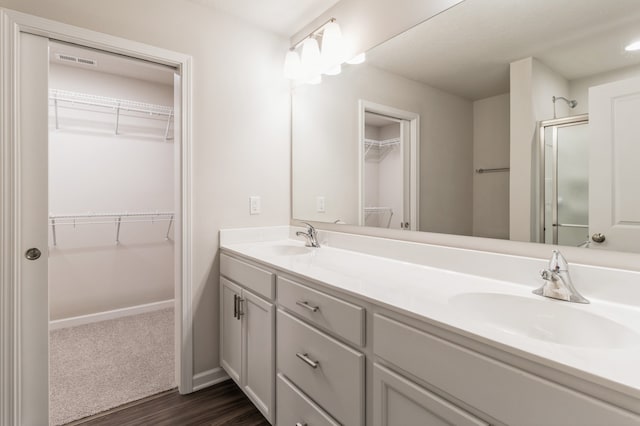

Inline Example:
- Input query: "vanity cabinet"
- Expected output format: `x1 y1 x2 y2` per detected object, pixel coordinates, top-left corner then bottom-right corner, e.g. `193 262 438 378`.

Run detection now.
220 255 275 423
373 313 640 426
373 363 489 426
219 246 640 426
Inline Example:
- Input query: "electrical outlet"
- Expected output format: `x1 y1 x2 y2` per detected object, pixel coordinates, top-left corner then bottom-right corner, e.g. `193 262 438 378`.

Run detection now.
249 196 261 215
316 196 326 213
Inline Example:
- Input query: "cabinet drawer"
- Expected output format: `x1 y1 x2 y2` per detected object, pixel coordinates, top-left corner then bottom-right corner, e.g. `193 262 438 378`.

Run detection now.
278 276 365 346
220 253 274 300
277 310 364 426
277 373 340 426
373 363 488 426
373 314 640 426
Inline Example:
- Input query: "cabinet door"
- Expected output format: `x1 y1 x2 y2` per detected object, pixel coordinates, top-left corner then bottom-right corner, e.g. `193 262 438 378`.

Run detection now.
242 290 275 422
373 364 489 426
220 277 242 383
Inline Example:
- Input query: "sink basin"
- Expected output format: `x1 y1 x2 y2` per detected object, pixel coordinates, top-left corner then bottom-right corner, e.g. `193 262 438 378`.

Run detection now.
265 244 312 256
449 293 640 348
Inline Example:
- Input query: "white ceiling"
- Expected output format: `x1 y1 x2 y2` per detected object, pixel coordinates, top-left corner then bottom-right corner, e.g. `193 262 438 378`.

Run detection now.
368 0 640 100
190 0 342 36
49 42 175 85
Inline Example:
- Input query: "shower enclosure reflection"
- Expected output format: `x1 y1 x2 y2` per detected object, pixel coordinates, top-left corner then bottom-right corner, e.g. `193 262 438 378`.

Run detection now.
541 115 589 246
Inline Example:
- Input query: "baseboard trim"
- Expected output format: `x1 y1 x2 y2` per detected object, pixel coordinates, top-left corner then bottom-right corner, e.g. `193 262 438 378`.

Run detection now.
49 299 175 330
192 367 229 392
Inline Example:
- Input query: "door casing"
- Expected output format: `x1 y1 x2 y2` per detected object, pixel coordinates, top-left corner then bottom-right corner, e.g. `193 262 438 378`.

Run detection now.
0 8 195 425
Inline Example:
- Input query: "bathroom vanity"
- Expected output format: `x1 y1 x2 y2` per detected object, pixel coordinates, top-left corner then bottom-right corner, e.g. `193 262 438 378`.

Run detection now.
219 226 640 426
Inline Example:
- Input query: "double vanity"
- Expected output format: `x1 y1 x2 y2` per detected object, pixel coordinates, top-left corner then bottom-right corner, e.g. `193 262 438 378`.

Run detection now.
219 226 640 425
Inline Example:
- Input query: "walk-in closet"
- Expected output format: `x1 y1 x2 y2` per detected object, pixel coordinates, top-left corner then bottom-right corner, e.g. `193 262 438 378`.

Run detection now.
363 112 403 229
47 42 177 425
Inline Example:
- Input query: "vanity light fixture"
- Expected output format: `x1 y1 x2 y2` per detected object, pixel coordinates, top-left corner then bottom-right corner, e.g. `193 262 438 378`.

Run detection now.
283 18 363 84
625 40 640 51
346 52 366 65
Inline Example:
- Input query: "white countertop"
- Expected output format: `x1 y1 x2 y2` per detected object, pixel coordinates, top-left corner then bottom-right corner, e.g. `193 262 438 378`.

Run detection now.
220 232 640 401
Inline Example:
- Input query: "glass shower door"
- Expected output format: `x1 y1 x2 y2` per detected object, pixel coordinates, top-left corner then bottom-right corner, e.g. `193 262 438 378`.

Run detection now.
542 117 589 246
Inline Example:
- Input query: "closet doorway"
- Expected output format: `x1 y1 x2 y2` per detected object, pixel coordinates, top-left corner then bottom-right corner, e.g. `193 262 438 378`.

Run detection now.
0 10 194 425
47 42 178 424
358 100 420 230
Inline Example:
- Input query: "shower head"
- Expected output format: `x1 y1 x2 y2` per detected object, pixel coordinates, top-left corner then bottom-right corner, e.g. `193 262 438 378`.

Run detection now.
552 96 578 108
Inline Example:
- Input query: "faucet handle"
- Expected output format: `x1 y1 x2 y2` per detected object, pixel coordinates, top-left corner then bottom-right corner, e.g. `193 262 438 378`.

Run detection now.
549 250 569 272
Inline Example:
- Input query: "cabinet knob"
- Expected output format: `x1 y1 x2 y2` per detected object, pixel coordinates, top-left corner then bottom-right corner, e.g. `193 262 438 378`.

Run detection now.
296 423 308 426
591 233 606 243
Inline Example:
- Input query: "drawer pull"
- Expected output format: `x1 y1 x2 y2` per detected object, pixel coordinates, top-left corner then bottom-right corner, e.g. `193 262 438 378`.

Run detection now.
237 297 245 318
233 294 238 319
296 300 319 312
296 352 319 369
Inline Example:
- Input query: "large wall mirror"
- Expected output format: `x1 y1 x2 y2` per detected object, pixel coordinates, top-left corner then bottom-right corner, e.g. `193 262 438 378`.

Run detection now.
292 0 640 253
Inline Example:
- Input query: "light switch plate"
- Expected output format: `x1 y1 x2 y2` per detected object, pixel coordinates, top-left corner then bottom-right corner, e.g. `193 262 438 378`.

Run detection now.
249 196 261 215
316 196 326 213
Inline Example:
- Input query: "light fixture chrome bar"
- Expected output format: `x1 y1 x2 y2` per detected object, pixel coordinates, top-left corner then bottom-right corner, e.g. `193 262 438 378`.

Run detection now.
290 17 336 50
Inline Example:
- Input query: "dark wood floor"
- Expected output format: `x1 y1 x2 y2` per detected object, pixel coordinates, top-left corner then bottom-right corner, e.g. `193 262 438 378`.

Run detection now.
70 379 269 426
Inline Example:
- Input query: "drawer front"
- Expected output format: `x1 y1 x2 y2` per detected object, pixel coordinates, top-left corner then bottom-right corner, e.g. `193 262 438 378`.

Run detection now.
220 253 274 300
373 314 640 426
373 363 488 426
277 310 364 426
278 276 365 346
277 373 340 426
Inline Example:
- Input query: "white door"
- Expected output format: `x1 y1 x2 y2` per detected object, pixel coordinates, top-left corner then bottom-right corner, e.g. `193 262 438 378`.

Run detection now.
589 77 640 252
18 32 51 425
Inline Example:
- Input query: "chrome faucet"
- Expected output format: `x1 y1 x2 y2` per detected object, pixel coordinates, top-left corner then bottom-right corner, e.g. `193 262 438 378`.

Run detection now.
296 222 320 248
533 250 589 304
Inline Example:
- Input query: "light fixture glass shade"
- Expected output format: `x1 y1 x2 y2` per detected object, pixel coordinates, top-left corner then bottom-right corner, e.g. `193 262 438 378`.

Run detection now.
625 40 640 51
321 21 345 73
346 52 366 65
308 74 322 85
301 37 322 79
283 50 301 80
325 64 342 76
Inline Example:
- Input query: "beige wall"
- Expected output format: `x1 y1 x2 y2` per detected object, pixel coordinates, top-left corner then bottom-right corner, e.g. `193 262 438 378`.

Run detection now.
48 64 175 320
0 0 291 376
473 93 510 239
509 57 569 242
292 64 473 233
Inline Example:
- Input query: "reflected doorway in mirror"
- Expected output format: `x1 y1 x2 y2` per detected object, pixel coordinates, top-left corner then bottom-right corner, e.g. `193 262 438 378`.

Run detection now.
359 100 419 230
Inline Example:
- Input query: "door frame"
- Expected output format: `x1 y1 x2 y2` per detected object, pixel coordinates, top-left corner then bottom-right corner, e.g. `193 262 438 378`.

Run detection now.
358 100 420 230
0 8 195 424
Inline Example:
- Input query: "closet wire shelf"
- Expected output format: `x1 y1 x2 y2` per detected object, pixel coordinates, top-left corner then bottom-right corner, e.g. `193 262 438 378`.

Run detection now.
49 89 174 140
364 137 400 161
49 211 175 246
364 207 394 228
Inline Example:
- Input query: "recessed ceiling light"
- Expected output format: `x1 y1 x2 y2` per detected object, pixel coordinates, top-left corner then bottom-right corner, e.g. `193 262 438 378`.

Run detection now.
625 41 640 51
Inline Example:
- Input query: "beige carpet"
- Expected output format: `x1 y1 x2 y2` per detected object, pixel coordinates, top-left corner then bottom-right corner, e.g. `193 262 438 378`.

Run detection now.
49 308 175 425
